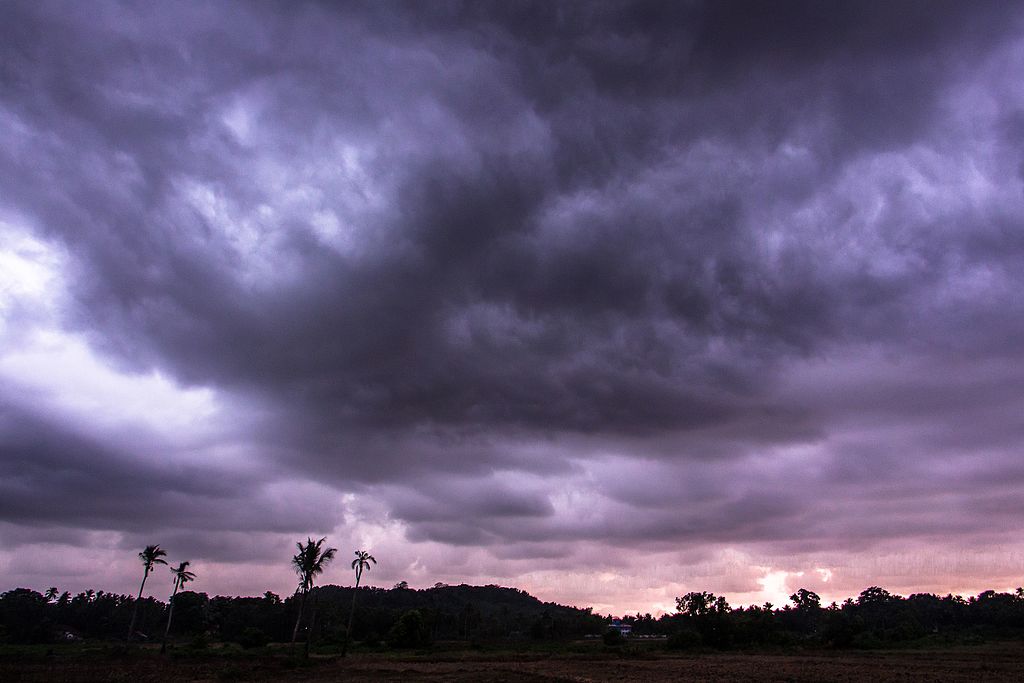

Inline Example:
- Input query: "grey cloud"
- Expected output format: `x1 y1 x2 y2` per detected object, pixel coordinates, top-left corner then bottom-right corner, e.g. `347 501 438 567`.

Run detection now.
5 0 1016 437
117 529 297 564
390 486 554 523
0 396 340 538
0 400 232 524
2 0 1024 587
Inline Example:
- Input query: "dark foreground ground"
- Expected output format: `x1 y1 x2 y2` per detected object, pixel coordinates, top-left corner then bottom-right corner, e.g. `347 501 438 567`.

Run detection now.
3 641 1024 682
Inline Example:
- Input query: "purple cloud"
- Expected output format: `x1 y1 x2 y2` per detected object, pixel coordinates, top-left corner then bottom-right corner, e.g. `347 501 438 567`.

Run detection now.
2 0 1024 613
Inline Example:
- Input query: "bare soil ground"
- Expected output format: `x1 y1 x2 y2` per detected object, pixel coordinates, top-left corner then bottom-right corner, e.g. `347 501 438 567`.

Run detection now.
3 642 1024 682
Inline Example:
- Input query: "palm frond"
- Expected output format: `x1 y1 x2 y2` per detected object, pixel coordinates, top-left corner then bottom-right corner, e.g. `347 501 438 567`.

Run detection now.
172 560 196 586
291 536 337 592
139 544 168 571
352 550 376 570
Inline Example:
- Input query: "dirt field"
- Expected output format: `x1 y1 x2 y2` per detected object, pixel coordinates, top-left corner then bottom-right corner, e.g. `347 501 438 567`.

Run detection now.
4 642 1024 682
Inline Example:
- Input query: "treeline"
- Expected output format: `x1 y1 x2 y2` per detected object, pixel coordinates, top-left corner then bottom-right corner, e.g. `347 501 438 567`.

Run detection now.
0 583 604 647
4 584 1024 650
622 586 1024 649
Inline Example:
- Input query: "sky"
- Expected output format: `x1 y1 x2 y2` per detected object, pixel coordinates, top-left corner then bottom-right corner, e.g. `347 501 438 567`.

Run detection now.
2 0 1024 616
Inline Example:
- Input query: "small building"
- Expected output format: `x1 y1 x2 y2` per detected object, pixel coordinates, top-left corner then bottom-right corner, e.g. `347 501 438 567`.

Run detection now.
608 619 632 637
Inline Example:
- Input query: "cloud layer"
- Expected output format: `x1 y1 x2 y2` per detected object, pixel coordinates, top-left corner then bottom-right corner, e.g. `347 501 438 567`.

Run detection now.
2 1 1024 613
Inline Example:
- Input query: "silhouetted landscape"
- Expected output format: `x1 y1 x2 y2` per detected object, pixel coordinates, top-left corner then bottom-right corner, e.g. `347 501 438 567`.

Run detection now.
8 580 1024 649
5 574 1024 680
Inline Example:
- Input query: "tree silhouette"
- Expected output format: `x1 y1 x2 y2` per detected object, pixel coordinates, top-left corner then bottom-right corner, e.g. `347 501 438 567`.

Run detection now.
126 544 167 645
857 586 894 605
790 588 821 610
160 561 196 654
44 587 58 603
290 537 337 654
341 549 376 657
676 591 730 616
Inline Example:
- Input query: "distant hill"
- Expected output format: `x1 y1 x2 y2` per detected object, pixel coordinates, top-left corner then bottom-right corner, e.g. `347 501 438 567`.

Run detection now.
301 583 604 641
315 582 582 615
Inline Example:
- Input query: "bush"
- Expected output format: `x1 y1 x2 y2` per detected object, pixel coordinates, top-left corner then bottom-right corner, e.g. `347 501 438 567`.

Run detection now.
851 632 882 649
602 629 623 647
666 629 702 650
237 627 269 649
891 617 926 641
387 610 430 649
611 642 643 658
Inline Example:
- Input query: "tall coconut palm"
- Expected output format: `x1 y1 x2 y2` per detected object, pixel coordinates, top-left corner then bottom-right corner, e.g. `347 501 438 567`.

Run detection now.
160 561 195 654
341 550 376 658
290 537 337 651
44 587 59 603
126 544 167 645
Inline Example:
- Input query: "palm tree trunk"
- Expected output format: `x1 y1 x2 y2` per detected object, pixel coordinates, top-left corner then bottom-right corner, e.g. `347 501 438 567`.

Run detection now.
341 575 360 658
291 589 307 646
126 571 149 646
304 592 318 660
160 580 179 654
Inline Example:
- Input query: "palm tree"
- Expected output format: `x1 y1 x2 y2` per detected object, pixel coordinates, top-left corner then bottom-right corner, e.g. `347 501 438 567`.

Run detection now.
290 537 337 652
341 549 376 657
44 587 59 603
160 561 195 654
126 544 167 645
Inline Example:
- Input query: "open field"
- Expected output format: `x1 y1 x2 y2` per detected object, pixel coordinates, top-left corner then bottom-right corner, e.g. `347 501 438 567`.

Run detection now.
3 642 1024 682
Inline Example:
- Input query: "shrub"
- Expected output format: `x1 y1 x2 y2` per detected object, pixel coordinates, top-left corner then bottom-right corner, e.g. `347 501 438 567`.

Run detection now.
237 627 269 649
387 610 430 649
666 629 702 650
851 632 882 649
602 629 623 647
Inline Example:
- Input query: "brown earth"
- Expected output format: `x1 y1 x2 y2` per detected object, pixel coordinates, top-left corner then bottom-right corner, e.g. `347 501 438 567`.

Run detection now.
3 643 1024 682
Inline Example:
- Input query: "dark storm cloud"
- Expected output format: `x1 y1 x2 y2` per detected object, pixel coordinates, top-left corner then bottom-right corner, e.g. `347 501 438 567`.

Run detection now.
2 0 1024 567
0 393 339 548
0 398 230 525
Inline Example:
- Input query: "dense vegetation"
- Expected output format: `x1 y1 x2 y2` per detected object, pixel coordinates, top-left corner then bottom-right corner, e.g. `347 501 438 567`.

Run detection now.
639 587 1024 649
3 583 1024 651
0 583 603 648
